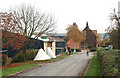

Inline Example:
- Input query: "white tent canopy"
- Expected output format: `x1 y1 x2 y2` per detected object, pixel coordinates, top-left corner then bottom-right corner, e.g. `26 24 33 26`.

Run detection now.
46 47 56 58
34 49 51 61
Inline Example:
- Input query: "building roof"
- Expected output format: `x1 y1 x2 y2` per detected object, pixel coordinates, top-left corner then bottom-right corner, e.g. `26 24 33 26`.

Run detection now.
83 22 89 31
47 36 65 42
83 22 97 37
46 33 67 36
31 35 65 42
92 30 97 36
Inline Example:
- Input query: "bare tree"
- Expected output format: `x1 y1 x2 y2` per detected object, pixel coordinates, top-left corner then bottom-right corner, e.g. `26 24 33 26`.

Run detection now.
11 5 55 39
106 8 120 49
10 5 56 54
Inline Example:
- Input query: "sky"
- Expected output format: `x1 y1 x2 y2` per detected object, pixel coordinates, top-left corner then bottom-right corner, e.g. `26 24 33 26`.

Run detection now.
0 0 120 33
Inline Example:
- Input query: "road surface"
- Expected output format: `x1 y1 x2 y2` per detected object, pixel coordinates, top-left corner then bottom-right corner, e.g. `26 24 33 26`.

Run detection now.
17 52 94 76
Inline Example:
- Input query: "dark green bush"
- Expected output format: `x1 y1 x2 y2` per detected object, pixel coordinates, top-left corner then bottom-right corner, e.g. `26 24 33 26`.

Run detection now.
12 51 25 63
0 54 7 66
26 49 38 60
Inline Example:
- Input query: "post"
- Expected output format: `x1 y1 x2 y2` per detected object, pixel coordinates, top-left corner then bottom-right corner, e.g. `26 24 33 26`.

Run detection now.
73 43 76 52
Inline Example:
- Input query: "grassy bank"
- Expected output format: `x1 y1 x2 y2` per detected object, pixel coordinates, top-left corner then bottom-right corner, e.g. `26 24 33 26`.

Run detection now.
85 54 100 76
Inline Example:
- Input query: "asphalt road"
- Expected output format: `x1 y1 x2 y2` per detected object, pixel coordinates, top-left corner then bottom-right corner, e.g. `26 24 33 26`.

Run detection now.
17 52 94 76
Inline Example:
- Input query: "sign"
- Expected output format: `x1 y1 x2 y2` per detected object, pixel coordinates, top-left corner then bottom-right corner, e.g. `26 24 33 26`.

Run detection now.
41 34 47 39
41 36 47 39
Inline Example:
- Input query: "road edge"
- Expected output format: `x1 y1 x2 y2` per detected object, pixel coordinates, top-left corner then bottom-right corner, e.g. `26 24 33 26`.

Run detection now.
79 52 94 76
5 58 64 77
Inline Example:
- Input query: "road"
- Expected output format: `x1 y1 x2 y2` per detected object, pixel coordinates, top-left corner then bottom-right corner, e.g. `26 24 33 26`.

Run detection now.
17 52 94 76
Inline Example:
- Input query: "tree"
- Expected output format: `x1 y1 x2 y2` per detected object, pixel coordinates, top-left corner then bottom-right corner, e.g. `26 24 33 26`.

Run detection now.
106 9 120 49
0 12 26 51
66 23 85 51
10 5 55 54
97 34 102 47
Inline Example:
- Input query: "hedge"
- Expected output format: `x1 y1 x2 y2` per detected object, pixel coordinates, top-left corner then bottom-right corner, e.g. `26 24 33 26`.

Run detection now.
26 49 38 60
0 54 7 66
12 49 39 63
97 47 119 76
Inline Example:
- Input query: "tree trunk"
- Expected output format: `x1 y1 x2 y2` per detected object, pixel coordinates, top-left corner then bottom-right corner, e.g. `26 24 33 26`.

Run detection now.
23 41 27 58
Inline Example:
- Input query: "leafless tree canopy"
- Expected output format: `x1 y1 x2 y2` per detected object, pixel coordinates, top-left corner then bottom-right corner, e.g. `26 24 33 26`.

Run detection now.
10 5 55 39
105 8 120 49
108 9 120 32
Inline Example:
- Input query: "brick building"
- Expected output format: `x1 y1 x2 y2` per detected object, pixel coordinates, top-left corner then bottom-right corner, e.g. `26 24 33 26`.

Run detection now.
81 22 97 49
66 22 97 50
66 39 80 49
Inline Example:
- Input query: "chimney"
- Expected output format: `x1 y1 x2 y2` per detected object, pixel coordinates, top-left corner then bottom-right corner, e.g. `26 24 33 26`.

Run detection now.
86 21 89 28
73 22 76 26
86 21 88 26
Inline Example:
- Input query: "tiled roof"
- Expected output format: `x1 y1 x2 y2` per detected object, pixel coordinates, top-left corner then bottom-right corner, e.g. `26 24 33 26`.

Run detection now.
92 30 97 36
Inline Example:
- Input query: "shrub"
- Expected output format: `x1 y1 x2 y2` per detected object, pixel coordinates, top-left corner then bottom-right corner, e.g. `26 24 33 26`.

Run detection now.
88 44 93 49
90 48 96 51
97 47 119 76
12 51 25 63
26 49 38 60
0 54 7 66
7 57 13 64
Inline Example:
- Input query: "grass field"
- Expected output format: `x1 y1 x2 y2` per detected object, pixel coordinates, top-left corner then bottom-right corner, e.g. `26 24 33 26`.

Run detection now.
85 54 101 76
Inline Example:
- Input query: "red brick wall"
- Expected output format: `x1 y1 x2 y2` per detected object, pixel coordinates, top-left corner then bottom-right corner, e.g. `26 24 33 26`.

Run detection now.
66 39 80 49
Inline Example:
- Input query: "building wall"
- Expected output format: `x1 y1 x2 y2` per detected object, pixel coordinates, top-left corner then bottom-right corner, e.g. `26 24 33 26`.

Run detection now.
28 38 44 49
44 41 56 55
56 42 65 55
83 27 97 48
44 41 65 55
66 39 80 49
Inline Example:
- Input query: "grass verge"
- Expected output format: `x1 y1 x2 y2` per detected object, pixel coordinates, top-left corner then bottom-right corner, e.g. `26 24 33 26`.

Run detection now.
2 52 78 76
85 54 100 76
2 64 37 76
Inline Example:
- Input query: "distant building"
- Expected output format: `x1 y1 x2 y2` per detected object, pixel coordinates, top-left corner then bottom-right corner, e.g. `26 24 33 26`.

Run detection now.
43 36 65 55
46 22 98 51
31 34 65 55
81 22 97 49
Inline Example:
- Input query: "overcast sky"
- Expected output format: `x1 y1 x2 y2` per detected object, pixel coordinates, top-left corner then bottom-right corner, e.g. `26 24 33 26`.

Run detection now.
0 0 119 33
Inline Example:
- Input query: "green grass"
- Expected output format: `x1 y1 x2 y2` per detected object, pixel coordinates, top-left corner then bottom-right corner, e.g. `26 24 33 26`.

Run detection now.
2 64 37 76
85 54 101 76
